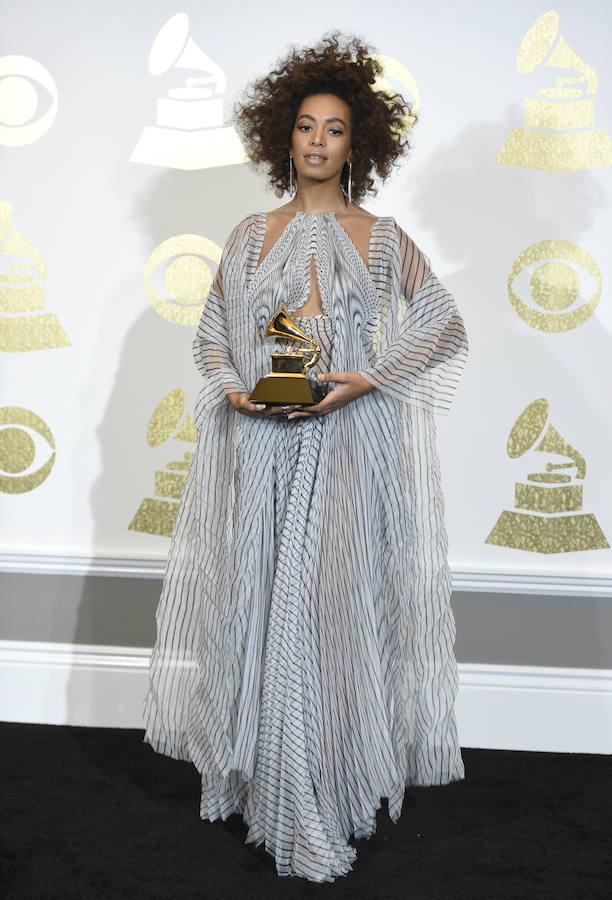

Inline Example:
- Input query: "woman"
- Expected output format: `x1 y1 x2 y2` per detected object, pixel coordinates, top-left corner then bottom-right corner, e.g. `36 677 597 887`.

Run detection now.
143 31 469 883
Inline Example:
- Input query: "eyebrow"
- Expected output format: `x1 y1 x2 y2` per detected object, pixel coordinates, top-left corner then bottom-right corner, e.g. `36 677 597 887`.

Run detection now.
297 114 347 126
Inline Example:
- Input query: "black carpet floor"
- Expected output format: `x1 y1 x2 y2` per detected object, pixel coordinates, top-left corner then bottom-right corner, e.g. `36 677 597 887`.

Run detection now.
2 722 610 899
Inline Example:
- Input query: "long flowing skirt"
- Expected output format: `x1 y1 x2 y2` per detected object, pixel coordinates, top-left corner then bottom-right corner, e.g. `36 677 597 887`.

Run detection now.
143 312 464 883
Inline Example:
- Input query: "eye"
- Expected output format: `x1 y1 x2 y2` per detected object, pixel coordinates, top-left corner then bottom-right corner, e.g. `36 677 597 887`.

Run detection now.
297 124 343 135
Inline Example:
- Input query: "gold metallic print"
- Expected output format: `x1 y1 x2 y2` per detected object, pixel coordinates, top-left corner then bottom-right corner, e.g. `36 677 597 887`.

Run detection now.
0 406 56 493
0 201 70 351
508 240 601 332
144 234 221 325
128 389 196 536
497 11 612 171
370 53 419 135
485 399 609 553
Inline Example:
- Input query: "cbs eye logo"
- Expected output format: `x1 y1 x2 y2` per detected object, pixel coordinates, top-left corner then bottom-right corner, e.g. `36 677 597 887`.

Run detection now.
370 54 419 135
0 407 56 493
0 56 58 147
144 235 221 326
508 240 601 333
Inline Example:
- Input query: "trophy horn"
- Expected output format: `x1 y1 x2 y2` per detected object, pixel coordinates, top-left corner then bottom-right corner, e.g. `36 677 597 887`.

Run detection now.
267 304 317 346
266 304 320 370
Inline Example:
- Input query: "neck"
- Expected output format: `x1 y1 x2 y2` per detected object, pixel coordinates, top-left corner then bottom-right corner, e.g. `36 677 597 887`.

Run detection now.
289 186 350 216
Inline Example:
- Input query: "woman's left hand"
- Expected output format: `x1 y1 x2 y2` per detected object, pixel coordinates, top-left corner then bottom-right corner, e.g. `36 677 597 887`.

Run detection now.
287 372 375 419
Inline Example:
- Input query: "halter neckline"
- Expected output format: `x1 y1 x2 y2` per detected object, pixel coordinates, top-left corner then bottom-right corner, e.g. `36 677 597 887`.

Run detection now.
291 210 338 218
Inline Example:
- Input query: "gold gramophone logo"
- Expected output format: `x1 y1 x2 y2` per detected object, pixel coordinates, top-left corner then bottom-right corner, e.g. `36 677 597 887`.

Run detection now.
0 201 70 352
128 388 196 537
509 239 601 332
0 55 58 147
498 10 612 171
130 12 247 171
0 407 56 494
144 233 221 325
485 399 609 553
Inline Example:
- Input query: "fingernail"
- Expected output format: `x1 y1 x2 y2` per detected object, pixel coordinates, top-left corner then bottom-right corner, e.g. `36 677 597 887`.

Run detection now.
256 404 266 409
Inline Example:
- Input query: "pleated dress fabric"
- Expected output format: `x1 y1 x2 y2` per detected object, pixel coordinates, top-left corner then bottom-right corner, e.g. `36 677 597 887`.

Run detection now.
142 210 469 882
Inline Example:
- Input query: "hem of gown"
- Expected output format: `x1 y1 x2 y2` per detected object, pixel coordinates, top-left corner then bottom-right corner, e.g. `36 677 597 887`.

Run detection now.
143 710 466 883
197 761 466 882
143 684 467 882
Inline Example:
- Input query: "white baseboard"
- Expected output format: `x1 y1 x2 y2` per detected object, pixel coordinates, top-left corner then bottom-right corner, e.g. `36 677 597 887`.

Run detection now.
1 552 612 595
1 640 610 754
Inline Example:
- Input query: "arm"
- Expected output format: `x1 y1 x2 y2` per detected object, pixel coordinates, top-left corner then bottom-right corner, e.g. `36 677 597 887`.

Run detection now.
192 221 250 412
356 222 469 415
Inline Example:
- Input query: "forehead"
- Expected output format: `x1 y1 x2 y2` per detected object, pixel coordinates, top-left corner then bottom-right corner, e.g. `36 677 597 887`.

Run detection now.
295 93 351 121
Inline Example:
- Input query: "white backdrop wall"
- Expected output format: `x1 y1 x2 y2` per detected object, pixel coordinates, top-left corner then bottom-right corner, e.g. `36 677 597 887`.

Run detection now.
1 0 612 582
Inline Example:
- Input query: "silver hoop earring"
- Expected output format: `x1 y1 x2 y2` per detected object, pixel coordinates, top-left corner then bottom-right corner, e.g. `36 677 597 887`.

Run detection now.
341 161 352 203
289 155 296 195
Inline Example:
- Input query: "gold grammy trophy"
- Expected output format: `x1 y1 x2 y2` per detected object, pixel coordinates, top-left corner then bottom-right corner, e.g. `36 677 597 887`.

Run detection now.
249 304 327 406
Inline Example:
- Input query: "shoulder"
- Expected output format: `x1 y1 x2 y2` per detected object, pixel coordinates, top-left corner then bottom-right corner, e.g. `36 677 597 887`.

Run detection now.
389 217 423 253
225 213 261 243
369 217 432 278
260 204 294 224
390 219 430 262
337 204 380 228
341 205 403 243
213 215 261 265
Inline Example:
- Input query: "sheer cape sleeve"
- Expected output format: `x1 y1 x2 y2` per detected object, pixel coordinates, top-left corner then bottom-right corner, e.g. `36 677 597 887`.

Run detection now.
357 221 468 415
192 220 250 414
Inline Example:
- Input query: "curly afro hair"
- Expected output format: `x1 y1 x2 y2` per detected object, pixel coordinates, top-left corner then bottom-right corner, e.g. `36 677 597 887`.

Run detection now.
232 30 417 205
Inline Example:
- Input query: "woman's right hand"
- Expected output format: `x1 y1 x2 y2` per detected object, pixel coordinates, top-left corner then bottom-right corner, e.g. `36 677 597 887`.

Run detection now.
227 392 303 417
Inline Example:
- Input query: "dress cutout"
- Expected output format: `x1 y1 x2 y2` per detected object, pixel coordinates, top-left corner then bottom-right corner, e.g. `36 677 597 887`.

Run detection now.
143 211 469 882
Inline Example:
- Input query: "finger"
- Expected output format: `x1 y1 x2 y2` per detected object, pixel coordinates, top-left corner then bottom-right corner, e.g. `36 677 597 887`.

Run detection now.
305 399 333 414
289 406 337 418
241 398 267 412
265 405 302 416
318 372 347 384
288 403 316 416
288 402 334 418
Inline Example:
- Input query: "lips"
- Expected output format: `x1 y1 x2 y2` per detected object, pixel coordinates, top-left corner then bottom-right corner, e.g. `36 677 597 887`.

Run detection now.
304 154 327 165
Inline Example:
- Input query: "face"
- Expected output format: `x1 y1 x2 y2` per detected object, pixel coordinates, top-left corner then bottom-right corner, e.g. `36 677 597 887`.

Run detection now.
290 93 352 188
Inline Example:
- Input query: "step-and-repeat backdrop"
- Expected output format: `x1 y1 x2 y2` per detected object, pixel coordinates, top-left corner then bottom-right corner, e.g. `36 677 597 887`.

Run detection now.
1 2 611 576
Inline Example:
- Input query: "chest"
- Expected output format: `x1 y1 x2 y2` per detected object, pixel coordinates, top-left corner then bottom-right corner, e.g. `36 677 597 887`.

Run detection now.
251 213 379 317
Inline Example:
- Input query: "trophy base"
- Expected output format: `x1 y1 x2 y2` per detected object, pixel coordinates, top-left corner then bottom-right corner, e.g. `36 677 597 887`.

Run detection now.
249 373 327 405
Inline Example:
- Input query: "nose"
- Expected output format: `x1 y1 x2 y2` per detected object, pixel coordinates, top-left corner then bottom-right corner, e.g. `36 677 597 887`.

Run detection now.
310 129 325 147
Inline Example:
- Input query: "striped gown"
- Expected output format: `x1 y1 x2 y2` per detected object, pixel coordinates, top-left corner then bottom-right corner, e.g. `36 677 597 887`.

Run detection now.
142 210 469 882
